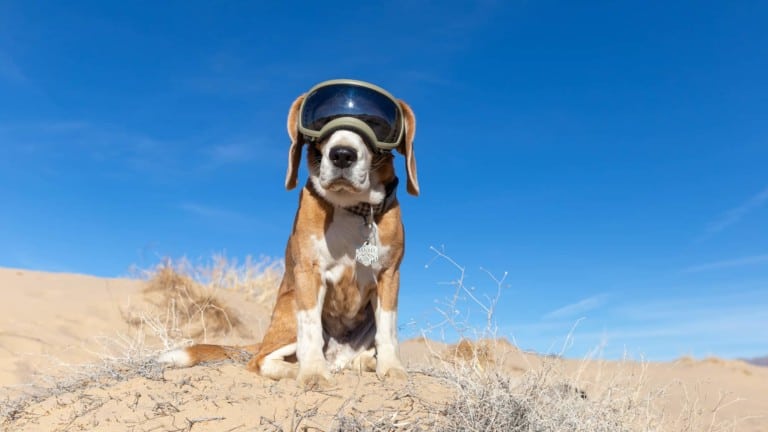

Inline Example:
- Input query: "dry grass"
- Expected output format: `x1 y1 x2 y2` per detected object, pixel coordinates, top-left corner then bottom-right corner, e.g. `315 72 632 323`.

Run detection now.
124 255 282 342
184 253 284 304
442 338 519 372
140 263 242 340
417 337 657 432
131 254 284 301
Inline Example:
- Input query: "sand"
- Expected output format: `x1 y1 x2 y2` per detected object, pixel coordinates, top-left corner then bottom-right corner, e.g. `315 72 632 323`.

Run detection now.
1 266 766 431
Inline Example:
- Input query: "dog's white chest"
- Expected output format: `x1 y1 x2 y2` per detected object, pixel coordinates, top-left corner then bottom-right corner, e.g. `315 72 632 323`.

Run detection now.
312 210 389 296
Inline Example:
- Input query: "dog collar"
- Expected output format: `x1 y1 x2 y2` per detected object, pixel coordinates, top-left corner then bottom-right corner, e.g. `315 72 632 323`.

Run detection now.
306 177 399 223
343 177 399 222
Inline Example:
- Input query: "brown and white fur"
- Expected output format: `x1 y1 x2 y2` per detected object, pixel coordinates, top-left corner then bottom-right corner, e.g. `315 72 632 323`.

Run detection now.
158 94 419 388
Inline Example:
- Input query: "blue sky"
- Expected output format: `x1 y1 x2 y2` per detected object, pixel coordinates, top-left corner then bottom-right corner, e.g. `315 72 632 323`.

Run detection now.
1 1 767 361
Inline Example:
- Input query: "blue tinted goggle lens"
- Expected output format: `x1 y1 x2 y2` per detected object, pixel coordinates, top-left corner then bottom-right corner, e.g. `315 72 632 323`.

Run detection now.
300 84 401 144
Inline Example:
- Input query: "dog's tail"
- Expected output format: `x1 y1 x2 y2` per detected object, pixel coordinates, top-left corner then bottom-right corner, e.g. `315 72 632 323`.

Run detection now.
157 343 261 367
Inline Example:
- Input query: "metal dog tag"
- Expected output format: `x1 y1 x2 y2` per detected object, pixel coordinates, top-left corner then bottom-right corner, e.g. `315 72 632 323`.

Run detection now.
356 217 379 266
355 241 379 266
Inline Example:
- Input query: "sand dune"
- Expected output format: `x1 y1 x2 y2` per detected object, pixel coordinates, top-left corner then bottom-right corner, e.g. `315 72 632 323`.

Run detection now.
1 267 766 431
0 268 142 387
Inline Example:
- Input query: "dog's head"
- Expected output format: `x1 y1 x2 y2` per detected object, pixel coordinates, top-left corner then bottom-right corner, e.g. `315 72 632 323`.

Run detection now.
284 93 419 208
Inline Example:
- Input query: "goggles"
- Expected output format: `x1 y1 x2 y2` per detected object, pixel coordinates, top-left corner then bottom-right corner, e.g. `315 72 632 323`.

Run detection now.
298 79 404 151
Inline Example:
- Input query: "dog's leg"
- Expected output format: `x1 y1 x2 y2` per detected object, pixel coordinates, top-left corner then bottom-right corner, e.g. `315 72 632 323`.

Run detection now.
247 291 299 380
259 343 298 380
373 268 407 380
294 267 333 389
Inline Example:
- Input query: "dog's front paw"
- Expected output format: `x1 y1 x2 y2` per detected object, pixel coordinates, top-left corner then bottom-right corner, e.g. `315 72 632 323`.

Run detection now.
350 349 377 374
297 366 334 390
376 361 408 381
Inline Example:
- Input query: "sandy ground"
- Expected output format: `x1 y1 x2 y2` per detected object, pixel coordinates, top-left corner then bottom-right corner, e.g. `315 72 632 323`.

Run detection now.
1 267 766 431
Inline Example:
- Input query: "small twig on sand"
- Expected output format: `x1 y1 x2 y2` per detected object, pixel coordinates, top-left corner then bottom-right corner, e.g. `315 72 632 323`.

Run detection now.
185 416 225 431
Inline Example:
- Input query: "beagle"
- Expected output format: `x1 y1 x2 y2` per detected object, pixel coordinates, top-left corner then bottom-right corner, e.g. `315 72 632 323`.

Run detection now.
159 80 419 389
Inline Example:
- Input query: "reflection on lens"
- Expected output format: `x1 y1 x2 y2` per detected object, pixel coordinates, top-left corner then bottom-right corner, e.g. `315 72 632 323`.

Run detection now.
301 83 402 144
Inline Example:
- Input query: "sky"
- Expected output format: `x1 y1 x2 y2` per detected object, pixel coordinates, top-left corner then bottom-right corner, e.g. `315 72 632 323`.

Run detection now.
1 1 767 361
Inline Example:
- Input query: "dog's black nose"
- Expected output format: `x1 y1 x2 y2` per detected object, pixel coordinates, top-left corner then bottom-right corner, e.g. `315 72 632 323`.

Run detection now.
329 146 357 169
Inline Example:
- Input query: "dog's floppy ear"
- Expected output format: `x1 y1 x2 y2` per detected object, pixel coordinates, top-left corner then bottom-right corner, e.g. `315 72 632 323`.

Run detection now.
397 100 420 196
285 95 305 190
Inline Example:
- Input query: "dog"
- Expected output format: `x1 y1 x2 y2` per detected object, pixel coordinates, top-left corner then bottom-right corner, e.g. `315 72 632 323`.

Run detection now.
159 80 419 388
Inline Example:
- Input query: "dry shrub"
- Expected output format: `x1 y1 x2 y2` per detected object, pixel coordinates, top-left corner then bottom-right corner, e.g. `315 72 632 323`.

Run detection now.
423 248 667 432
430 355 662 432
702 357 726 366
202 254 284 305
140 263 241 340
443 339 498 374
438 369 527 432
126 255 282 341
451 339 495 364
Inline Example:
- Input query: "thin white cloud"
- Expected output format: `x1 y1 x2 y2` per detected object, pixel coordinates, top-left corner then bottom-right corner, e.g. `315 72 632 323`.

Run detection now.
706 186 768 234
682 254 768 273
543 294 609 320
574 309 768 353
179 202 257 227
582 297 768 354
5 248 72 274
611 290 768 322
508 289 768 359
0 120 162 155
0 120 216 179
